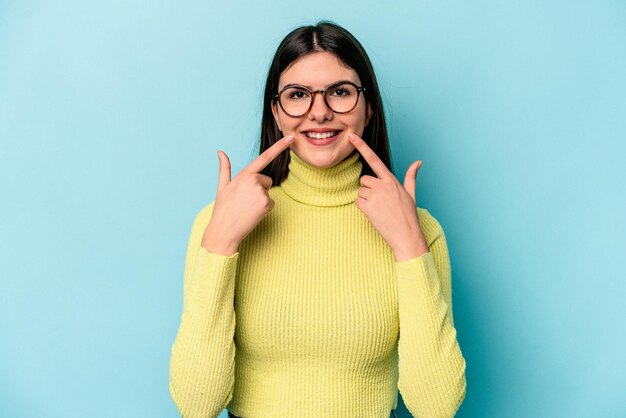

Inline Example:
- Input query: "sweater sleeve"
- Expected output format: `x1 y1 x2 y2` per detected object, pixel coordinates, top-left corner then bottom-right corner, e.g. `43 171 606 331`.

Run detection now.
395 208 467 418
169 201 240 418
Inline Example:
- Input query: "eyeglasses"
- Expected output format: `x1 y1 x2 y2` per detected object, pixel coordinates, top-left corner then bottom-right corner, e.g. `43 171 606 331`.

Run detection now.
272 81 366 117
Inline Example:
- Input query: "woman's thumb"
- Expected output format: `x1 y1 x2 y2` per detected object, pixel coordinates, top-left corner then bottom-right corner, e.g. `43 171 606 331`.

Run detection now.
217 150 231 191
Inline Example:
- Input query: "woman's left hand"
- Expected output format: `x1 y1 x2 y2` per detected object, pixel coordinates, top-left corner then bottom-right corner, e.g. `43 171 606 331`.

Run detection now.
348 133 429 261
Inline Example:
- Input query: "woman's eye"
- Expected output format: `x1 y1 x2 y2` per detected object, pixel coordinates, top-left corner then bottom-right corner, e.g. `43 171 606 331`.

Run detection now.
289 90 309 99
331 88 350 96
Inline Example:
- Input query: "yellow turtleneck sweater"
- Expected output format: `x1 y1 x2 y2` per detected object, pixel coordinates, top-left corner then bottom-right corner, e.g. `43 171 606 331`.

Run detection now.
169 149 467 418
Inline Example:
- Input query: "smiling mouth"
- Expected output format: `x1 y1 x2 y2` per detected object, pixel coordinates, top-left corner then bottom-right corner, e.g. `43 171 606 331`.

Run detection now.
301 130 343 145
303 130 342 139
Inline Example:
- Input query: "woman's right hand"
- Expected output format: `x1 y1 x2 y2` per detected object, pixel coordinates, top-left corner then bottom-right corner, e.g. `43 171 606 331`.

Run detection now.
201 134 296 256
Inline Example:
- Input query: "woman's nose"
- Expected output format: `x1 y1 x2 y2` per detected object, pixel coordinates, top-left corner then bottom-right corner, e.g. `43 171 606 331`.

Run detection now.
308 92 333 121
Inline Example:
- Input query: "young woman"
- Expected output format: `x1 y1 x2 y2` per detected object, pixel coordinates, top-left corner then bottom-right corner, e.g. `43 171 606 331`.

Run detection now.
169 21 467 418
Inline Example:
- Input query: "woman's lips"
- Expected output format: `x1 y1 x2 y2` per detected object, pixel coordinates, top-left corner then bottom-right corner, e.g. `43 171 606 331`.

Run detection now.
301 131 342 146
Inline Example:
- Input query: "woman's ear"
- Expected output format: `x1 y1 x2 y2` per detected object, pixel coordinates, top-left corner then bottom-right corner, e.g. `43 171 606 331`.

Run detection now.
271 101 282 131
365 102 373 127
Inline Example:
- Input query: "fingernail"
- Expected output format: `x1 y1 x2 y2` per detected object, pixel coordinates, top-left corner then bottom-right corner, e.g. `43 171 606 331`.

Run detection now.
285 135 295 143
348 134 355 141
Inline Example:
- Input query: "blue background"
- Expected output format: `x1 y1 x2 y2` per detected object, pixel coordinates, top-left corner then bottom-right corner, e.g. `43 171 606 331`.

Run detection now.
1 1 624 417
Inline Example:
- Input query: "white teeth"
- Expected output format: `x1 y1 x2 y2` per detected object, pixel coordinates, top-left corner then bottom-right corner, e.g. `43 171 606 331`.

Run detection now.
305 131 339 139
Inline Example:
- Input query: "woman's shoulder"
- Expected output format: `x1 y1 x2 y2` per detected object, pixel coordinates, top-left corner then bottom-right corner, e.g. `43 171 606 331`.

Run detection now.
416 206 446 247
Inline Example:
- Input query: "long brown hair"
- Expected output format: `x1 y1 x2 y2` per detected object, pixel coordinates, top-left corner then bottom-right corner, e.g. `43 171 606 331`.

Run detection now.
258 20 393 184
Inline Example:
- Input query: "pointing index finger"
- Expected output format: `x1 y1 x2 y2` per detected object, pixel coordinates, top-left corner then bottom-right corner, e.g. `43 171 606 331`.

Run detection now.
348 133 392 179
243 135 294 174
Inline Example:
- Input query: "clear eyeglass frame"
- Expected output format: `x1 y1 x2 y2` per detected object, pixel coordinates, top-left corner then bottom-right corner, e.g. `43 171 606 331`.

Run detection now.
272 81 366 117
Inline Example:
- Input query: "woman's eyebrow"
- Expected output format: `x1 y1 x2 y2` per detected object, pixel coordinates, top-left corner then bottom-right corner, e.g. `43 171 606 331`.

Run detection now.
281 79 356 90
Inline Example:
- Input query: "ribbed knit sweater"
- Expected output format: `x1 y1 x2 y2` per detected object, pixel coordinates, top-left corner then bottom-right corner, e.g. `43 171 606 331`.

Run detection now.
169 149 467 418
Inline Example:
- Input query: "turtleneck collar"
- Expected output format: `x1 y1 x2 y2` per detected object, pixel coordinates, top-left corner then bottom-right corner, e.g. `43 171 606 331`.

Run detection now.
279 149 363 207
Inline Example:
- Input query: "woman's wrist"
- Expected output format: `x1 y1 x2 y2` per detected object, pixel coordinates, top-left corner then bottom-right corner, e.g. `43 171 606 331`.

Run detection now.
393 245 429 262
392 229 429 261
201 223 240 256
201 237 240 257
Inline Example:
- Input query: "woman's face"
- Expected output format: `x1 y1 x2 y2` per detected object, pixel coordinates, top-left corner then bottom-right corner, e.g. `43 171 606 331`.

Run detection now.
271 51 372 169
